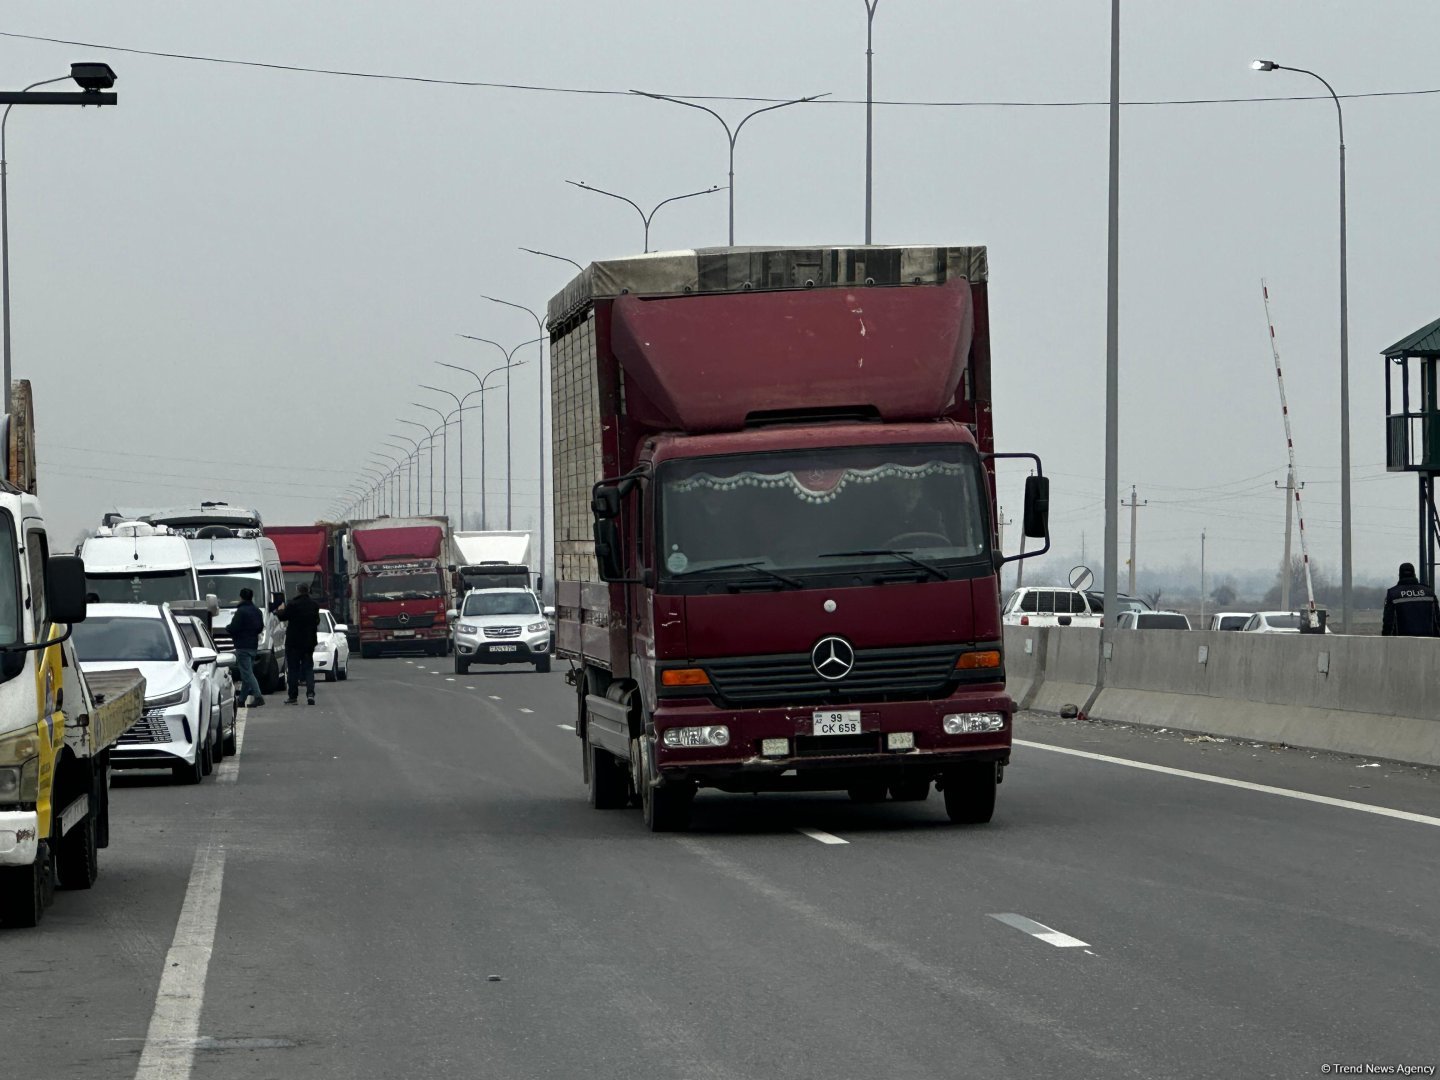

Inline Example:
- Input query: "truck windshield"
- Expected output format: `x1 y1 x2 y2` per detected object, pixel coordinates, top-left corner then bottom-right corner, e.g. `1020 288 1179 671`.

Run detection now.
0 512 20 650
85 570 195 605
285 570 324 598
72 616 178 662
462 592 539 616
196 568 263 608
361 572 442 600
658 443 989 586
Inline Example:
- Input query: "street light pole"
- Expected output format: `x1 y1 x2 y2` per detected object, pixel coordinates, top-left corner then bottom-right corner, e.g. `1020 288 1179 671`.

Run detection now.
1253 59 1352 633
564 181 723 253
631 90 830 245
519 247 584 272
477 297 551 588
438 358 525 530
398 418 441 514
3 65 118 423
463 319 545 535
863 0 880 244
411 402 450 521
387 437 424 516
421 383 493 530
1102 0 1121 646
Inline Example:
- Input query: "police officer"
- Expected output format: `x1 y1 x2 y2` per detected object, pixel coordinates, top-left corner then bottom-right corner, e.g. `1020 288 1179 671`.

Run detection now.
1382 562 1440 637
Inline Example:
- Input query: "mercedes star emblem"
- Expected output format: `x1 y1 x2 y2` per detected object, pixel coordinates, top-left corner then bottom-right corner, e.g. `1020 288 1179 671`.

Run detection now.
397 612 410 625
811 635 855 681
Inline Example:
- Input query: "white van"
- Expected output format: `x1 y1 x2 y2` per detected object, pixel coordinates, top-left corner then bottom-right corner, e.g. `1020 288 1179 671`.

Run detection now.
189 534 288 692
81 522 199 604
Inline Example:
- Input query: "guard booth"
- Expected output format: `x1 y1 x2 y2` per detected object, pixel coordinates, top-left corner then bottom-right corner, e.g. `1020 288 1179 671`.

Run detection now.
1384 315 1440 587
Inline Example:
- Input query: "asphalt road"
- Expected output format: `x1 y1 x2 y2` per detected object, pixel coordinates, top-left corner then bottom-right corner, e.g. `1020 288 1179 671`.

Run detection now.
5 656 1438 1079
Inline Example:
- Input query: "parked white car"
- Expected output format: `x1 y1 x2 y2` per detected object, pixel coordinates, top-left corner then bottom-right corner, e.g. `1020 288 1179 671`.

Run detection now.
450 589 553 674
1240 611 1332 634
314 608 351 681
1116 610 1191 630
73 603 232 784
174 613 238 758
1207 612 1253 631
1002 587 1102 628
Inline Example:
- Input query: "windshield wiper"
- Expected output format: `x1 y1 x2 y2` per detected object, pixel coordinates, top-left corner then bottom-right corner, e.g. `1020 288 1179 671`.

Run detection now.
818 549 949 581
677 562 803 588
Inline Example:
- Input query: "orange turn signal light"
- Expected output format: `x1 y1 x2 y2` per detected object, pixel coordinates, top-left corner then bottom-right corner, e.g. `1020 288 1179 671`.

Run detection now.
660 668 711 687
955 650 1001 670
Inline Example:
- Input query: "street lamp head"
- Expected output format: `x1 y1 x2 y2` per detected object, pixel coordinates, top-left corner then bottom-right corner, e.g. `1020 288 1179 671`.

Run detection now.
1252 59 1279 72
70 62 117 91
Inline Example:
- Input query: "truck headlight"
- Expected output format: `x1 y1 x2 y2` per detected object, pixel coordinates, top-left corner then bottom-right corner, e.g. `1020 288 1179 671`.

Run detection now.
0 730 40 804
662 725 730 748
943 712 1007 734
146 685 191 708
527 621 548 634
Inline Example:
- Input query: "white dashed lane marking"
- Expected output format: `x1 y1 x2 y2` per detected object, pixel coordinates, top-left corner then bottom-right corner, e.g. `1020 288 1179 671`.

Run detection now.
557 724 574 732
988 912 1089 948
519 708 533 714
795 828 848 846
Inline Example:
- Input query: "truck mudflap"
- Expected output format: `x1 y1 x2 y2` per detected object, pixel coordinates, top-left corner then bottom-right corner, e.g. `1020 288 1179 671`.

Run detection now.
0 810 40 866
649 692 1013 788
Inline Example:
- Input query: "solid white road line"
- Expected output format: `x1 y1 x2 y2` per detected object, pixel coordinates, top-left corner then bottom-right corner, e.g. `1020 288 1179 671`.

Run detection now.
134 844 227 1080
795 827 849 846
215 715 246 785
988 912 1089 948
1015 739 1440 829
556 723 575 731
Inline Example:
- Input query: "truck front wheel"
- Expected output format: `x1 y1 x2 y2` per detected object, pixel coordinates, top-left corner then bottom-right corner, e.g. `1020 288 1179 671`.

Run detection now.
942 763 997 824
0 843 52 927
57 809 98 890
641 771 694 833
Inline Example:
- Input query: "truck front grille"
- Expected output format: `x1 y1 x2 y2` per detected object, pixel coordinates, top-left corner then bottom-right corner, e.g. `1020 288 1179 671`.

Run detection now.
704 644 963 707
373 614 436 629
794 734 881 757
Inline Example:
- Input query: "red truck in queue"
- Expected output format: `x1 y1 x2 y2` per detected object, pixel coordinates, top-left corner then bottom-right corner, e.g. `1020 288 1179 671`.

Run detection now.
348 517 452 658
265 524 347 609
549 245 1049 832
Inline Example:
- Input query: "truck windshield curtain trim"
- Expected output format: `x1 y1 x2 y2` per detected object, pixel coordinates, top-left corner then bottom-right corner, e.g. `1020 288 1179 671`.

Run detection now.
84 570 194 605
360 572 443 601
0 511 21 649
656 443 990 591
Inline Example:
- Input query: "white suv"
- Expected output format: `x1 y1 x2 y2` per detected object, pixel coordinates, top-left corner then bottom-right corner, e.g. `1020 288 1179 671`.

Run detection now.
1002 587 1102 628
450 589 554 674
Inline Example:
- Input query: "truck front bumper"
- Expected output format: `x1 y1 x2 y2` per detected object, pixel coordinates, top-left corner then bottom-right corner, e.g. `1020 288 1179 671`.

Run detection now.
649 690 1012 789
0 809 39 866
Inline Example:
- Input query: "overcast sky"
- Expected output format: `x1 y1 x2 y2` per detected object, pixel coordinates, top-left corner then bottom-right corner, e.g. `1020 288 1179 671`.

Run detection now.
5 2 1438 586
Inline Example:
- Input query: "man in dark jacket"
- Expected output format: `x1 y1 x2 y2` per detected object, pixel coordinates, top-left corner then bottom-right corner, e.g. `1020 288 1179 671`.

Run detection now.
1382 562 1440 637
229 588 266 707
278 583 322 704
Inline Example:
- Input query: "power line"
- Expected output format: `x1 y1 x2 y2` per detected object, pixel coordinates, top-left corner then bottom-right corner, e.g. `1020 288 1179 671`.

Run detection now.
3 31 1439 109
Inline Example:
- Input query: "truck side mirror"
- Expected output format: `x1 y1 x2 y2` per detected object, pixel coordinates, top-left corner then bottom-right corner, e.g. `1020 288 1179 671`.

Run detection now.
594 518 624 581
46 554 89 624
1023 475 1050 539
592 485 622 520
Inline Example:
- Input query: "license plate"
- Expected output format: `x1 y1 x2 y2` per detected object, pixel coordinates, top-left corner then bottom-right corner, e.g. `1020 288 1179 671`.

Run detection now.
489 644 517 652
144 708 166 721
392 630 415 638
812 710 862 736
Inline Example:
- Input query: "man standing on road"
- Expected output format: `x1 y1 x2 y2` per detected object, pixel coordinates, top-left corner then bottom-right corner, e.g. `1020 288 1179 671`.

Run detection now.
278 583 322 705
230 587 266 708
1382 562 1440 637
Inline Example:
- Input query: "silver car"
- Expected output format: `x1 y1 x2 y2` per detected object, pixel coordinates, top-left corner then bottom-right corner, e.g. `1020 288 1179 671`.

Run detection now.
450 589 553 675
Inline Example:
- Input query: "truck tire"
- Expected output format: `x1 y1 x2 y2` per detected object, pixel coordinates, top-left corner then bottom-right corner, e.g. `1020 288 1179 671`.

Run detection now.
889 778 931 802
454 655 470 675
0 845 51 927
534 655 551 674
847 783 887 803
57 808 99 890
588 744 629 810
641 770 694 833
942 763 997 824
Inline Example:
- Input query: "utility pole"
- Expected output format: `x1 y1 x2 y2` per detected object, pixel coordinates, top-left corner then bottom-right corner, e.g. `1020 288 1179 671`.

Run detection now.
997 504 1012 554
1200 530 1207 626
1123 485 1146 595
1275 470 1305 610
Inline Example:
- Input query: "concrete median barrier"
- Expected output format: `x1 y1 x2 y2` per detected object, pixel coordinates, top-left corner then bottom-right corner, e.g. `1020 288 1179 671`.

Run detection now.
1003 626 1440 767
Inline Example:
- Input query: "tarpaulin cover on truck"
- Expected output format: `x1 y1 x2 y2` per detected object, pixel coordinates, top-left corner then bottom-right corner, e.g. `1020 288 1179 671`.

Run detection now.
266 527 328 571
353 526 444 563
